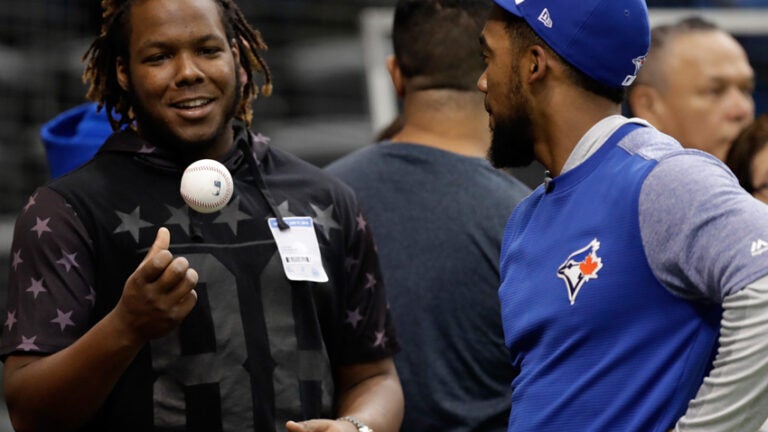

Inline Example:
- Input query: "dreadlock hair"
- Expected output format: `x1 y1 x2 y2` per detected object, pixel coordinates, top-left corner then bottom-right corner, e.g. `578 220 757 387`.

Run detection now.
82 0 272 131
502 13 625 104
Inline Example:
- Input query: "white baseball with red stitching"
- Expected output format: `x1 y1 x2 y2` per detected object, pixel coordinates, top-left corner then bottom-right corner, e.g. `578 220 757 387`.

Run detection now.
179 159 234 213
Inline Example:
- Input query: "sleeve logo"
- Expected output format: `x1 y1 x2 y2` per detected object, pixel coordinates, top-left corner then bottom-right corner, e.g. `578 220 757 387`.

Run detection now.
751 238 768 257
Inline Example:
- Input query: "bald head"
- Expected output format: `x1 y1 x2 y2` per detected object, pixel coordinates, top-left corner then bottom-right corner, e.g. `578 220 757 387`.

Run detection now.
628 17 755 160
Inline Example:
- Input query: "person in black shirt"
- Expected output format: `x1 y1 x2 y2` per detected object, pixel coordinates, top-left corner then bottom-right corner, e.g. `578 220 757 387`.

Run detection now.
1 0 402 431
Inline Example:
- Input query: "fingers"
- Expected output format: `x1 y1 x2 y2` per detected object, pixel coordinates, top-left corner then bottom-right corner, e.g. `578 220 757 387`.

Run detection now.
285 420 340 432
134 228 198 303
116 228 201 342
135 228 174 284
285 421 305 432
169 269 199 314
142 227 170 264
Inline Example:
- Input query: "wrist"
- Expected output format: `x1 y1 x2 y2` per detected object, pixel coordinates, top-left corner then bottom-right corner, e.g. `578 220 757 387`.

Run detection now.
336 416 373 432
104 308 146 349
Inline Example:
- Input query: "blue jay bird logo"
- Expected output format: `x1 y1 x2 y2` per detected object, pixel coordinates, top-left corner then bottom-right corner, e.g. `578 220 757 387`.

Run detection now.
556 239 603 305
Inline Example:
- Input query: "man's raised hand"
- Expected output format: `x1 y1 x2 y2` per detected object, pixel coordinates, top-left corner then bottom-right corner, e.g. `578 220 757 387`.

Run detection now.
114 227 198 344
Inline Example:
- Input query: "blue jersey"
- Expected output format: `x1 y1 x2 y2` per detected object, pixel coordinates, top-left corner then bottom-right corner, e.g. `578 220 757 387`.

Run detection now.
500 124 721 431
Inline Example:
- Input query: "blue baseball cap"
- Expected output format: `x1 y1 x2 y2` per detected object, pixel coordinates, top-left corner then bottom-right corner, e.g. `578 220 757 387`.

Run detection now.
41 103 114 178
493 0 650 88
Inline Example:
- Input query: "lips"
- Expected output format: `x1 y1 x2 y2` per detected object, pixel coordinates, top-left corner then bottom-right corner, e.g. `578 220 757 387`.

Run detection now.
172 98 213 109
170 97 216 120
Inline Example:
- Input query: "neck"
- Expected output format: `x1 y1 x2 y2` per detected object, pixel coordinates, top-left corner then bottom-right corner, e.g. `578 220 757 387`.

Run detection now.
390 89 490 159
137 120 237 165
533 87 622 176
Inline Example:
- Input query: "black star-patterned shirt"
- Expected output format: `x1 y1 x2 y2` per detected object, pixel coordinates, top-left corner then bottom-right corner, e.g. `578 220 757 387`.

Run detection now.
1 126 398 431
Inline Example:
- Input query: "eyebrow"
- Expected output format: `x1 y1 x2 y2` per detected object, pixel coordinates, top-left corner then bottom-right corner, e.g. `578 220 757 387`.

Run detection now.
707 75 755 87
137 34 226 51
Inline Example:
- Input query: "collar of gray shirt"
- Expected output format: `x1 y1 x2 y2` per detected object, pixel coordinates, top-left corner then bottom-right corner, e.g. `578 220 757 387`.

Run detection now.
560 115 652 175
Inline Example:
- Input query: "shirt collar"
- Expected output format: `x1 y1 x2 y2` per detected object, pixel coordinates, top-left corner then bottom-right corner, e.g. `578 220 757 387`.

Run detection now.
561 115 651 175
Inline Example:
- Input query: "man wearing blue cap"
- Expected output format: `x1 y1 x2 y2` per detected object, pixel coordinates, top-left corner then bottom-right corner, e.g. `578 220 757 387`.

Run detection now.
478 0 768 431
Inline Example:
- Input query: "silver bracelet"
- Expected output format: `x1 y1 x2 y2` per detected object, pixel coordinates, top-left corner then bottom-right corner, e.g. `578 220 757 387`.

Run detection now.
337 415 374 432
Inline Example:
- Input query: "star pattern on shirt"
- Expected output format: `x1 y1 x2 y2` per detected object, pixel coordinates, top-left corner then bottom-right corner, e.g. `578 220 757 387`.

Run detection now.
17 335 39 351
373 330 389 348
356 214 367 232
5 311 17 331
164 204 191 236
12 249 23 271
85 286 96 306
51 309 75 331
56 250 80 273
26 277 47 299
344 256 359 271
310 203 341 239
139 144 156 153
30 217 52 239
276 200 297 218
345 308 364 329
114 207 153 243
364 273 377 291
213 196 250 235
23 192 37 212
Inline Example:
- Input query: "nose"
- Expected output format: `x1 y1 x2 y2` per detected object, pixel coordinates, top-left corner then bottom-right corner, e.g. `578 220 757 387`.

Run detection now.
477 71 488 93
726 87 754 125
174 52 205 87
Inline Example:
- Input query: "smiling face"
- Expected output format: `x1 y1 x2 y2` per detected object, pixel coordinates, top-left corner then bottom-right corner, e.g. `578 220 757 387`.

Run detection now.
477 6 535 169
116 0 243 159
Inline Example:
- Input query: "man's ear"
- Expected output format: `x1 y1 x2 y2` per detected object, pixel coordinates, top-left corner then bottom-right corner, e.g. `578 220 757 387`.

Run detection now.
116 56 130 92
628 84 664 124
527 45 549 83
386 54 405 98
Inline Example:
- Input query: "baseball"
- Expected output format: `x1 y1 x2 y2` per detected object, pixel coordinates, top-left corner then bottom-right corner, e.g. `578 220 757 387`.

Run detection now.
180 159 234 213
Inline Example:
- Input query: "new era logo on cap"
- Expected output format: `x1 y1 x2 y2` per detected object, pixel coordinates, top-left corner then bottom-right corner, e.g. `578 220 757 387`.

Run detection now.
538 8 552 28
493 0 650 88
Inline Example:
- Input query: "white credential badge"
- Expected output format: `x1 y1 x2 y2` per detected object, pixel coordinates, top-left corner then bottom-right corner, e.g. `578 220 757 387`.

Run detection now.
268 217 329 283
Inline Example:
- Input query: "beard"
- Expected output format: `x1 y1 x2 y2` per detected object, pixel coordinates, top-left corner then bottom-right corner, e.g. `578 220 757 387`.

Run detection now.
488 112 535 169
487 70 536 169
130 72 242 155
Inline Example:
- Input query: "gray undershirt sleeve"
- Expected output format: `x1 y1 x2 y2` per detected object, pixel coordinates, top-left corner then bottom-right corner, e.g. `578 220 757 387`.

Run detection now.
639 151 768 430
674 276 768 431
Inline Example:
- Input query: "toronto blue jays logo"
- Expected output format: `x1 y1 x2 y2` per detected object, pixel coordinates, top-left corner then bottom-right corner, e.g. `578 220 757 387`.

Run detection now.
622 55 647 86
556 238 603 305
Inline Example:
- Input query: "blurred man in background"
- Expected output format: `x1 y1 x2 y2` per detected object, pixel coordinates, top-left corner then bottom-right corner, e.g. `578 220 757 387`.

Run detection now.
627 16 754 161
327 1 530 430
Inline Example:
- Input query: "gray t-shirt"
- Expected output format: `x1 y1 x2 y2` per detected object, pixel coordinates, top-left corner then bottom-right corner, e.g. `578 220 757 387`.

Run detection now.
326 142 531 432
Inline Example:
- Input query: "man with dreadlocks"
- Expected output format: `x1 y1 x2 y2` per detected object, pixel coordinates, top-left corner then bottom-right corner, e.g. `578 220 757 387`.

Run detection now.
0 0 403 431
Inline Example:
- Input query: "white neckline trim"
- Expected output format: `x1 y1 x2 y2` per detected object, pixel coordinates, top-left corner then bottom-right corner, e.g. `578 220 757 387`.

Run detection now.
560 116 652 175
